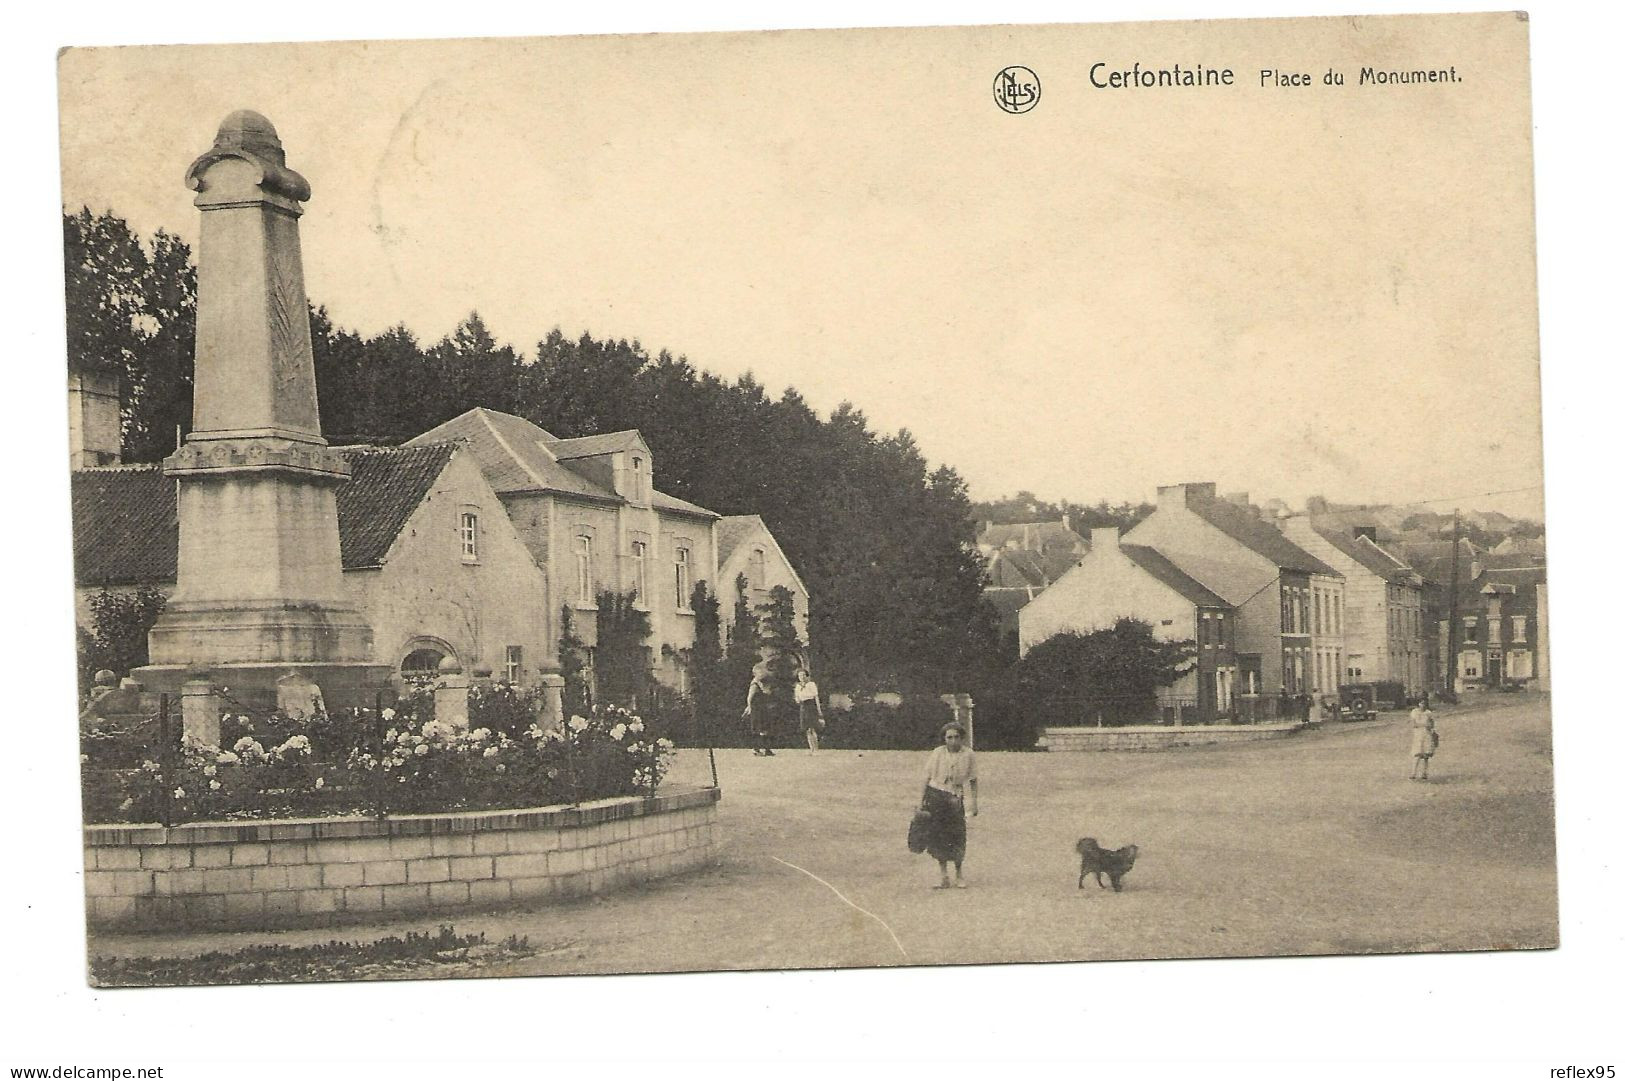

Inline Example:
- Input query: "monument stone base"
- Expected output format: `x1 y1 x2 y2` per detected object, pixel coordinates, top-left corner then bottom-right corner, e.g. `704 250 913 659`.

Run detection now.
147 599 376 667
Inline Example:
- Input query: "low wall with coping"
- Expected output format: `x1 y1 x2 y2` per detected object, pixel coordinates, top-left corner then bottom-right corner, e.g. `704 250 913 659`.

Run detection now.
1037 722 1303 752
83 787 720 931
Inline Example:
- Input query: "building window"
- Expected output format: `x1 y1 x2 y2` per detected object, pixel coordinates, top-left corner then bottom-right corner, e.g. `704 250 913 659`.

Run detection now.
631 540 648 603
630 456 646 501
674 547 691 609
1460 650 1482 679
1512 616 1527 643
1314 590 1323 635
575 535 594 604
460 511 479 562
1488 618 1502 645
505 645 522 684
1463 616 1479 644
748 548 767 595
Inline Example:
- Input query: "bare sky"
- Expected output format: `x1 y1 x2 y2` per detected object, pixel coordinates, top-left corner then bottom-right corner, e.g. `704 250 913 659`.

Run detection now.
57 14 1543 517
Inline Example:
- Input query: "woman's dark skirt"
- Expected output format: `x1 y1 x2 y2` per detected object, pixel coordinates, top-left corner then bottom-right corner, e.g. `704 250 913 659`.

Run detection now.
922 785 966 863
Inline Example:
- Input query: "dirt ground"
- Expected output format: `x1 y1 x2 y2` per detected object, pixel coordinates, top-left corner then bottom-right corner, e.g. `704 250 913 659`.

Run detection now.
86 693 1558 980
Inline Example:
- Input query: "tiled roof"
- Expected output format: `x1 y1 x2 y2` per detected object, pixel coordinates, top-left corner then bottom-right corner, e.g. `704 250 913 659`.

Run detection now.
543 430 645 460
1038 547 1084 583
407 408 715 516
72 465 177 587
1481 551 1545 571
977 520 1084 550
408 409 604 499
334 443 459 568
71 443 458 586
1474 567 1545 592
1186 496 1340 577
1312 526 1414 584
718 515 764 566
987 548 1048 589
1119 544 1231 608
1395 539 1479 586
652 489 719 520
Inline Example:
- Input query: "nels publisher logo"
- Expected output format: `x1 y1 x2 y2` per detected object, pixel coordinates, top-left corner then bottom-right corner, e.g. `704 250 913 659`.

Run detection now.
994 66 1041 113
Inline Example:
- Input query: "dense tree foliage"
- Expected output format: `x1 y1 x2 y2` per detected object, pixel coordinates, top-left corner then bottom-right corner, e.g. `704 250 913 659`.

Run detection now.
80 587 168 693
63 209 196 461
1011 619 1195 727
65 209 999 691
593 590 653 709
557 606 591 718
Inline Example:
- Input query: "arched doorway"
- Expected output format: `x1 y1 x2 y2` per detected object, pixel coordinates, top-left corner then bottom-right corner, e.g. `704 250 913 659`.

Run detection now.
398 637 459 688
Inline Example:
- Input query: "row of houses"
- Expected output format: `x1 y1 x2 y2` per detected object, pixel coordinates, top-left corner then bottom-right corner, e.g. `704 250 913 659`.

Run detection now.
987 482 1545 722
70 371 810 696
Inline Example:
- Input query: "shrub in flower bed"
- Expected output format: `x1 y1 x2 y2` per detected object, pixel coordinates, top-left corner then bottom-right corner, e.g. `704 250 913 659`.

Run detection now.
349 704 674 814
80 712 162 769
467 682 547 739
81 701 675 823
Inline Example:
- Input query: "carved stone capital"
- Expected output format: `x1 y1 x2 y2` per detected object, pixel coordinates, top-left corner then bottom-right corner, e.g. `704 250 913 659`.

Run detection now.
163 437 352 482
185 109 311 206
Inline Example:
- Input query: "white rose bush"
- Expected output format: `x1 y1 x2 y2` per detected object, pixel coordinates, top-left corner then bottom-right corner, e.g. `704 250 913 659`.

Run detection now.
82 696 675 824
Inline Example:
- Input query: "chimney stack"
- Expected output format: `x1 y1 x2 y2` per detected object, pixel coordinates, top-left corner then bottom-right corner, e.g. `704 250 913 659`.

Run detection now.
67 369 121 468
1156 481 1217 509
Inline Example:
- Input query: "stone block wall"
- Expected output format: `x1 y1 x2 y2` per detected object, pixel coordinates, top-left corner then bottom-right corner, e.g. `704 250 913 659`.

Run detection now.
1037 722 1303 752
84 787 719 931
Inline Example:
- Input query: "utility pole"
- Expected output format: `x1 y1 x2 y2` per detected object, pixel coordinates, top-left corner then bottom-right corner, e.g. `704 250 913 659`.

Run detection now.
1445 509 1461 697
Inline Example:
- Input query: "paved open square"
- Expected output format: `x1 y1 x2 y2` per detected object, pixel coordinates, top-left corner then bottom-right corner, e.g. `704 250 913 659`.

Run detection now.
87 693 1556 978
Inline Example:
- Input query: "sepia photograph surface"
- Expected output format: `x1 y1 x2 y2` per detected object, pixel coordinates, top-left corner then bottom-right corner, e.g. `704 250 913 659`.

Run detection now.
57 11 1555 990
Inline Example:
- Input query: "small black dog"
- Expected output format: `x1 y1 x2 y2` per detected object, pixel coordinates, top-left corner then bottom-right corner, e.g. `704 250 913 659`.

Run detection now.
1075 837 1140 892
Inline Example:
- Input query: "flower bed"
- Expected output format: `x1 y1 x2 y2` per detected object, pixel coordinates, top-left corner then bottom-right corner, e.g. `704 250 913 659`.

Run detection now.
81 699 675 826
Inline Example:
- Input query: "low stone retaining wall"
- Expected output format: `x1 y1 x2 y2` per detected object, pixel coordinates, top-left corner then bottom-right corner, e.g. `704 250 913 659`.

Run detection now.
83 787 720 931
1037 722 1303 752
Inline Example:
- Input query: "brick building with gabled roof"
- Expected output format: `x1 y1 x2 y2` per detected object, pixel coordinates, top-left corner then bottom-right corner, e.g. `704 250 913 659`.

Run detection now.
1123 482 1345 699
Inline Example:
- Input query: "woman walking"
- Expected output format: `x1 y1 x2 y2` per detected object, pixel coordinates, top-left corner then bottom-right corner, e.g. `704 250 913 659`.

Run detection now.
744 668 774 756
919 721 978 888
794 669 825 754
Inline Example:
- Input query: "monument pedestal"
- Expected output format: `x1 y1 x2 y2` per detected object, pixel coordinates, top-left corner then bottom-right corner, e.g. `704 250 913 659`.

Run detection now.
136 112 392 720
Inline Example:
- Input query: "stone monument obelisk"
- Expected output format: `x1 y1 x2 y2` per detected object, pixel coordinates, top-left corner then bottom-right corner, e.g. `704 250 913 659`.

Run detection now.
137 111 389 714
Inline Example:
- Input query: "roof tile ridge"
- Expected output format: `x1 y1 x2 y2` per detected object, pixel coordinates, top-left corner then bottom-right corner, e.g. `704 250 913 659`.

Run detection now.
478 409 550 488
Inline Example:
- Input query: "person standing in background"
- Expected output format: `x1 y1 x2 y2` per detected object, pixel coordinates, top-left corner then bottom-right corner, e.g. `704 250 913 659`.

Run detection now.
794 668 825 754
